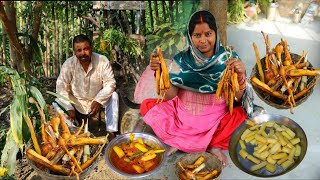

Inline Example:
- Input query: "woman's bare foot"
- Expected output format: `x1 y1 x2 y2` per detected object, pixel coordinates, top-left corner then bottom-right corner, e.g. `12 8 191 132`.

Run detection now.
207 148 227 168
167 146 178 156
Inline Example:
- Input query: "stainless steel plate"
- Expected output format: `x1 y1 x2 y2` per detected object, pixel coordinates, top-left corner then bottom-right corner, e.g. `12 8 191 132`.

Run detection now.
229 114 308 177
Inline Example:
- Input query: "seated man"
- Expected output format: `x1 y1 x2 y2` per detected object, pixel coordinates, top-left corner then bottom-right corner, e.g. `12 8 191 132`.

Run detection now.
56 34 118 135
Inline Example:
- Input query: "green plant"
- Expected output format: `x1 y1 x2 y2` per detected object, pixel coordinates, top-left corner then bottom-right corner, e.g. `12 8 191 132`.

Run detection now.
257 0 275 14
146 22 186 59
0 66 48 176
227 0 245 24
94 28 143 62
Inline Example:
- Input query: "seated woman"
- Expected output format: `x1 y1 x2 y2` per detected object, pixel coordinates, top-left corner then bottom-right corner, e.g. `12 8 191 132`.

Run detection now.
140 10 247 167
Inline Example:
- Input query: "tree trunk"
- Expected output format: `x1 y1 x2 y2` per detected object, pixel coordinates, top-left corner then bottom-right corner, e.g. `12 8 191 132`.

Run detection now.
2 26 6 65
130 10 135 34
120 10 131 34
95 10 101 32
65 1 69 59
59 11 63 69
175 1 179 22
169 1 174 23
71 5 75 39
52 4 58 76
77 3 81 34
148 0 154 32
161 1 166 22
0 28 3 65
200 0 227 46
46 22 51 77
1 1 24 71
141 9 145 35
26 1 42 74
0 1 42 73
154 1 159 26
19 1 23 43
103 9 109 30
43 22 48 77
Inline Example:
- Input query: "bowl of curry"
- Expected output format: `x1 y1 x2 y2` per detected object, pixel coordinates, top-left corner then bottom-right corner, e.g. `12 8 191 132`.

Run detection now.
104 132 167 178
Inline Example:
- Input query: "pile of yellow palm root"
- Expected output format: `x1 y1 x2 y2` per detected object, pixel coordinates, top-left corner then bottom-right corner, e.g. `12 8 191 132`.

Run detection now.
25 98 108 180
216 48 240 115
250 31 320 113
154 47 170 103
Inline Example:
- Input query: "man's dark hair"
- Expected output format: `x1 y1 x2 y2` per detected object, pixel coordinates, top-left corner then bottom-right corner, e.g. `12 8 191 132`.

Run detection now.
73 34 92 48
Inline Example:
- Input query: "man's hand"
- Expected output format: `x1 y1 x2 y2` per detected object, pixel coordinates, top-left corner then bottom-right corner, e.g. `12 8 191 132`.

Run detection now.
67 110 76 121
90 101 102 116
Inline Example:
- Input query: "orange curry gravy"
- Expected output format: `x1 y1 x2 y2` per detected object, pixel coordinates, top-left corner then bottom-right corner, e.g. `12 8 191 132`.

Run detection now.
110 142 161 174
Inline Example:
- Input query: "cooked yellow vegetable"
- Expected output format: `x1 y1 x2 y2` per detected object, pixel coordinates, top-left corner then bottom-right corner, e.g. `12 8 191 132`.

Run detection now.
267 155 277 165
250 161 267 171
281 159 294 170
288 146 296 161
282 131 293 140
271 153 288 160
270 142 281 154
239 149 249 159
275 132 287 146
134 143 148 152
266 163 276 173
129 134 135 142
239 140 246 150
247 155 261 164
295 145 301 157
245 135 255 143
154 149 166 153
285 128 296 138
113 146 125 158
249 125 260 131
277 157 288 165
241 129 252 140
132 165 145 174
257 144 268 154
246 120 256 127
290 138 300 145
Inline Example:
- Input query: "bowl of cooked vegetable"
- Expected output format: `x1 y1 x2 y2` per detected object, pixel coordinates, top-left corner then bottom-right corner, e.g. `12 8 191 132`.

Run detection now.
175 152 222 180
104 132 167 178
229 114 307 177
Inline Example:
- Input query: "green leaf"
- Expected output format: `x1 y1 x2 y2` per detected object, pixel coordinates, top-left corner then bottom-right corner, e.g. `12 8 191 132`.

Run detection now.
176 37 186 51
29 86 47 113
10 98 23 149
0 105 9 117
46 91 76 105
0 130 19 175
157 23 172 29
163 31 177 38
168 38 175 47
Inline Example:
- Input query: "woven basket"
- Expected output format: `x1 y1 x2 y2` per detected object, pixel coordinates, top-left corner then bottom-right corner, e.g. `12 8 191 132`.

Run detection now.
250 53 316 109
175 152 222 180
26 127 100 180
